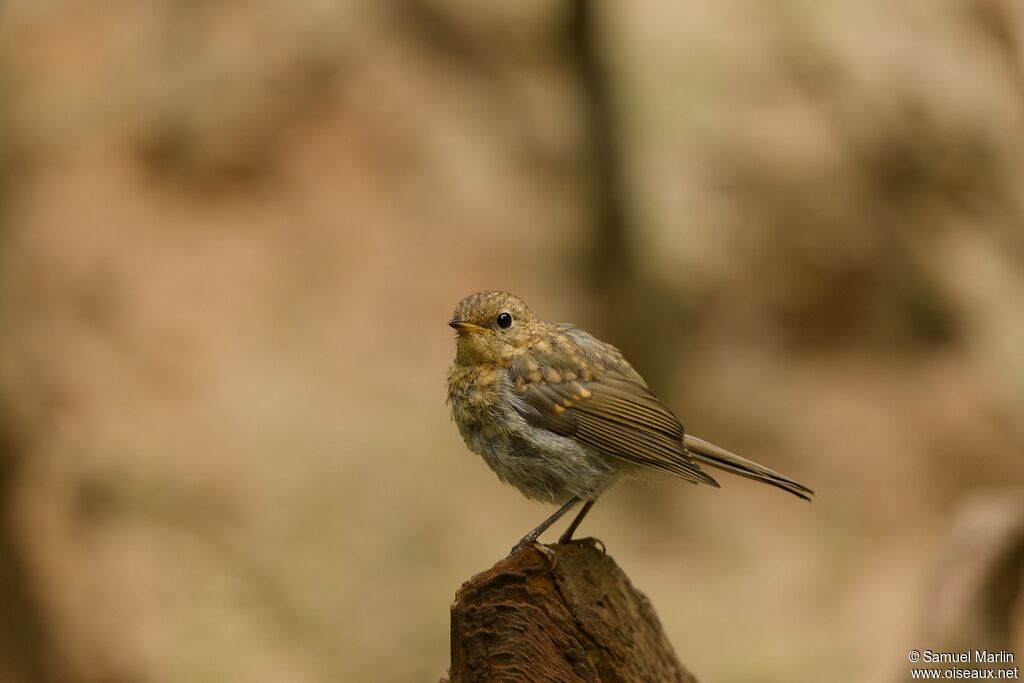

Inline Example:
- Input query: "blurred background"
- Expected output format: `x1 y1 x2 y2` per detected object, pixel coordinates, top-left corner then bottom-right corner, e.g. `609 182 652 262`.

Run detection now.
1 0 1023 681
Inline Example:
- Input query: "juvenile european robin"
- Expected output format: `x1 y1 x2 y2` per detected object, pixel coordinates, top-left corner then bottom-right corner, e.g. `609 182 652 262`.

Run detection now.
446 291 814 555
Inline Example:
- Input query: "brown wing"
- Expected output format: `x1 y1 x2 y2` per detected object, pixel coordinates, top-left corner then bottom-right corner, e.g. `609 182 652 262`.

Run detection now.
514 374 720 488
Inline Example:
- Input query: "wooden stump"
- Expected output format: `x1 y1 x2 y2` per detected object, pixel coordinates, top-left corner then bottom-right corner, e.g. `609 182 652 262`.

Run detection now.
444 542 699 683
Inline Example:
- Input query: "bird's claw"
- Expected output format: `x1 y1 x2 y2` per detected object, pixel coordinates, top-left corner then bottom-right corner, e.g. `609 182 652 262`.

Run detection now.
508 536 539 557
508 540 558 568
531 541 558 569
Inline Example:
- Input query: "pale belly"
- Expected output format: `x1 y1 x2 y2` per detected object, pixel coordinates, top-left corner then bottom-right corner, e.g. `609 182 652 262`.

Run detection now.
450 382 620 503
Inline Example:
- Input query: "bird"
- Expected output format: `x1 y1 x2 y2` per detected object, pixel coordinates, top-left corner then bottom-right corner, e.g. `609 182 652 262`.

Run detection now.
445 290 814 555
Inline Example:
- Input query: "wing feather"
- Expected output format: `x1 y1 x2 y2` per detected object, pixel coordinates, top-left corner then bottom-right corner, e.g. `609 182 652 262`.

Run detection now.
513 372 719 488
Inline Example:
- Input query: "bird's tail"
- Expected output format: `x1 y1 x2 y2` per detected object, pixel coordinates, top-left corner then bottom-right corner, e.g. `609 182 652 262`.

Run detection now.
684 435 814 501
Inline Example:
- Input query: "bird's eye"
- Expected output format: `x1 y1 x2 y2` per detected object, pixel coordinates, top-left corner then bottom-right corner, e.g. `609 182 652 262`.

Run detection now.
496 312 513 329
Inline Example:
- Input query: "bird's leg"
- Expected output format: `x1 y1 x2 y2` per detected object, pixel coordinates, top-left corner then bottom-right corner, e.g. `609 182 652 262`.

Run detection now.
558 499 595 544
508 497 580 556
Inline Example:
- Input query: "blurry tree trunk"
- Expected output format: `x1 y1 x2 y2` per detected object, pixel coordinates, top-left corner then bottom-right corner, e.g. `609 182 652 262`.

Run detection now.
965 0 1024 108
919 491 1024 655
567 0 633 301
0 427 53 683
445 543 698 683
565 0 692 386
0 164 81 682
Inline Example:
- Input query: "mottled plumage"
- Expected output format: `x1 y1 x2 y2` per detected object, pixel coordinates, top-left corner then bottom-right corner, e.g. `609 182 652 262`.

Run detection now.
446 290 813 553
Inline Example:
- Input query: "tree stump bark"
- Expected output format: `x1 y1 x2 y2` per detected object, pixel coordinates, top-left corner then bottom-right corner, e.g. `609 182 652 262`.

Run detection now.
445 542 699 683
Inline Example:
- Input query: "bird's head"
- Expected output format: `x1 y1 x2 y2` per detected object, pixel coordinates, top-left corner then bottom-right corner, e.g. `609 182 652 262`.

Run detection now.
448 291 538 365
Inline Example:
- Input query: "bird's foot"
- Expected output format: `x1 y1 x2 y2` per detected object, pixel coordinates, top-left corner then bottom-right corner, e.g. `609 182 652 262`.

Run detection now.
508 532 542 557
531 541 558 568
507 539 558 568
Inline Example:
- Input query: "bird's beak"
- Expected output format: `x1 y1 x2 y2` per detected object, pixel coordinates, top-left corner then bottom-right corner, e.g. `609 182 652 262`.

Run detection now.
448 318 484 332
